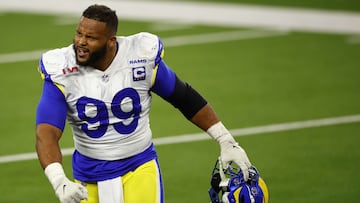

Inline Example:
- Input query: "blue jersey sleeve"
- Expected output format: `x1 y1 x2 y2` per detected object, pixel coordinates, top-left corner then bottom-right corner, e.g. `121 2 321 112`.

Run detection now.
151 60 177 98
36 80 67 131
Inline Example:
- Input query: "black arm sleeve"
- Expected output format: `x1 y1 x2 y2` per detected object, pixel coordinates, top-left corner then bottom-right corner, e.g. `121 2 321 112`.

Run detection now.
164 76 208 120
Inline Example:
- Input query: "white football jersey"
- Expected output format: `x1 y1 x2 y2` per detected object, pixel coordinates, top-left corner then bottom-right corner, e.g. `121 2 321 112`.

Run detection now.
40 32 162 160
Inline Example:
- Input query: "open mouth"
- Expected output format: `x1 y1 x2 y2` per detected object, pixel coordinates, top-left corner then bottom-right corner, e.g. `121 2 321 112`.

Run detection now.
76 47 89 58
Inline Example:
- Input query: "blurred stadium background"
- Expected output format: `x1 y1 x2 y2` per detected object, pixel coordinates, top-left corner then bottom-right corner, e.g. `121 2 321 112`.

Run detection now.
0 0 360 202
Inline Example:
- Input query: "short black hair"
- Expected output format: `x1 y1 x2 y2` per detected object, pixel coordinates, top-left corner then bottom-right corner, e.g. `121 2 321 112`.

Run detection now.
82 4 118 35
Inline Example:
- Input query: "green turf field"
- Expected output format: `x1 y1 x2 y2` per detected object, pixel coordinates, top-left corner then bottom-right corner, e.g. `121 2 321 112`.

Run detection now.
0 1 360 202
187 0 360 12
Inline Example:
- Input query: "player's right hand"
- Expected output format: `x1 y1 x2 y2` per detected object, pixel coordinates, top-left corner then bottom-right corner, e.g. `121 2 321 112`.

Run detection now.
206 122 252 181
45 162 88 203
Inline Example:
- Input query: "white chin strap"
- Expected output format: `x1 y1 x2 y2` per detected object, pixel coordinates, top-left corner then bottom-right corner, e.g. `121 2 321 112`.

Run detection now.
218 156 229 188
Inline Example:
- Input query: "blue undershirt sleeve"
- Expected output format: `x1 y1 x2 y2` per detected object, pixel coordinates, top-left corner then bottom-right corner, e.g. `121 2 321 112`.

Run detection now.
36 80 67 131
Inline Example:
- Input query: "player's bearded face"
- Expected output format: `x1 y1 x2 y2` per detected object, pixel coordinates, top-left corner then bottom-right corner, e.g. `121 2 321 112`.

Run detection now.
73 42 107 66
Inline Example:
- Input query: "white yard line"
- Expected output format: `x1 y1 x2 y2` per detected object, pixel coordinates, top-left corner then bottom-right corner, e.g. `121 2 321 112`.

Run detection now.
162 29 288 47
0 29 288 64
0 50 47 64
1 114 359 164
346 35 360 44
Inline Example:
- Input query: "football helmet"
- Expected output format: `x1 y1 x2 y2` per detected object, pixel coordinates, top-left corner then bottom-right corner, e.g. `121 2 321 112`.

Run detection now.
208 157 269 203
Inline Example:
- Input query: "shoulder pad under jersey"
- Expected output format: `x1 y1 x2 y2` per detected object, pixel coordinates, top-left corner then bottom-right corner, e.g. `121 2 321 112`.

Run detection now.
40 48 68 76
132 32 163 63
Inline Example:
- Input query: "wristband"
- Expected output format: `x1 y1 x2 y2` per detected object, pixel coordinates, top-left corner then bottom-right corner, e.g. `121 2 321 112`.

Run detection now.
207 122 235 143
44 162 65 189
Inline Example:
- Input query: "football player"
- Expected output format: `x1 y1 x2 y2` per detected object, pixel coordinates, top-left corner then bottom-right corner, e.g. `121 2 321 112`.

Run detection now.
35 4 251 203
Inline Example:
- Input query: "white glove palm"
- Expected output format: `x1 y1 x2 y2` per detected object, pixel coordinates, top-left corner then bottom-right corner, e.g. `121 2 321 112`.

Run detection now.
207 122 252 181
219 136 252 181
45 163 88 203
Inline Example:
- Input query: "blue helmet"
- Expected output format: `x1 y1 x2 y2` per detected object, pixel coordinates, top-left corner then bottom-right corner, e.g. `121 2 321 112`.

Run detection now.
208 157 269 203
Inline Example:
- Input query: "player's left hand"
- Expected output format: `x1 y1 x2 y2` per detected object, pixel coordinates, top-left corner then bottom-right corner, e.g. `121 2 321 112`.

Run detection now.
218 135 252 181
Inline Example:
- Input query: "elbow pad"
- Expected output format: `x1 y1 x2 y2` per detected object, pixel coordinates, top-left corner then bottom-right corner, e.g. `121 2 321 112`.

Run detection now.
165 76 207 120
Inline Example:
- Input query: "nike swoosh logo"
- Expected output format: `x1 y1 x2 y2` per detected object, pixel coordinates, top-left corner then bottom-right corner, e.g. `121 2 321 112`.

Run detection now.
63 184 67 194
